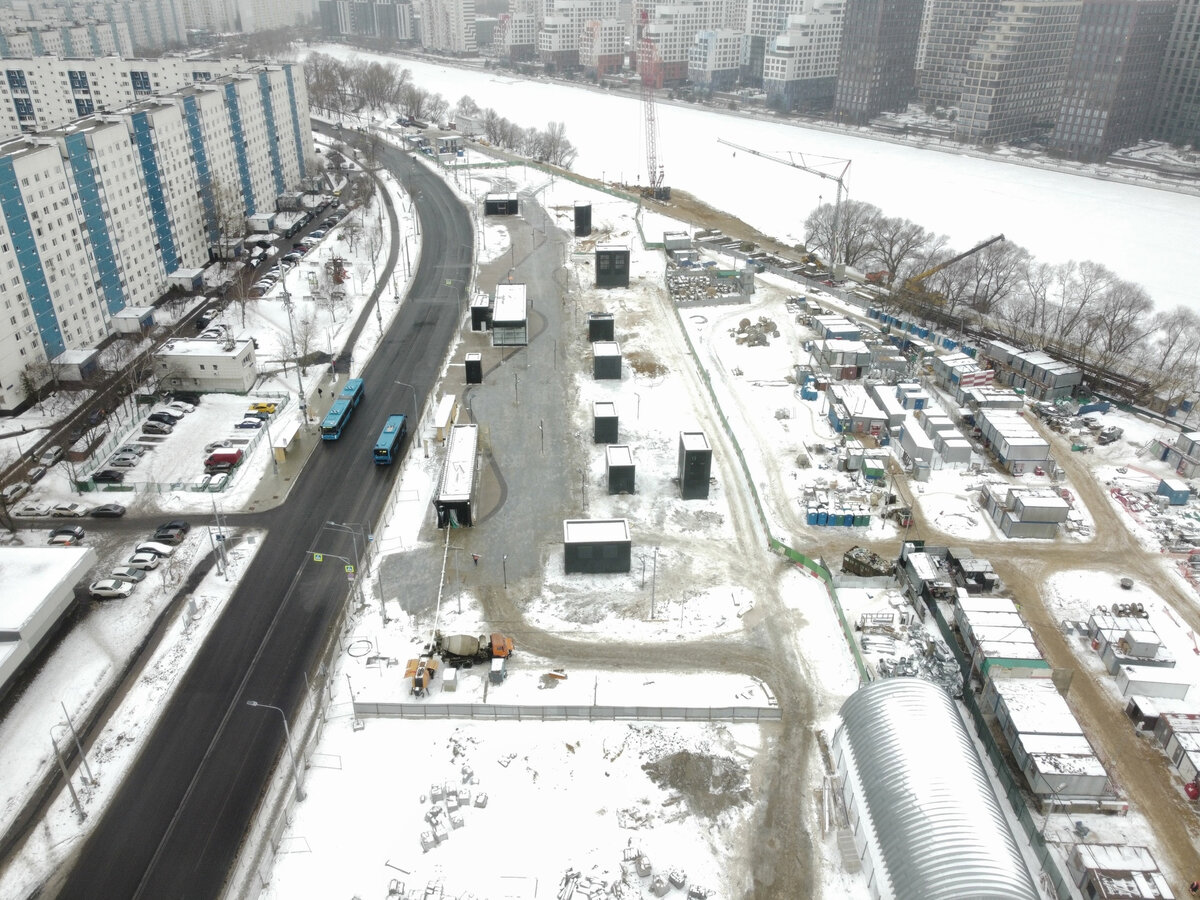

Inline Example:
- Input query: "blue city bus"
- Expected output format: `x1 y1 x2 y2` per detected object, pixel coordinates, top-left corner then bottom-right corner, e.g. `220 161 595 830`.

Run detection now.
320 378 366 441
373 414 408 464
339 378 365 407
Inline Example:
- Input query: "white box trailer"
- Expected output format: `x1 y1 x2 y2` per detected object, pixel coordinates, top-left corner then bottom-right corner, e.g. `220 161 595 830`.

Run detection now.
1116 664 1192 700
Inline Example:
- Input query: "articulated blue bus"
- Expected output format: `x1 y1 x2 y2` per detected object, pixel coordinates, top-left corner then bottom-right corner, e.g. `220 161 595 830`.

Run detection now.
373 414 408 464
320 378 366 441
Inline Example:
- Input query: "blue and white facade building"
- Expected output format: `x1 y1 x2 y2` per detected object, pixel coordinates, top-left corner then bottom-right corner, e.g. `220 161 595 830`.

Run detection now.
0 62 312 410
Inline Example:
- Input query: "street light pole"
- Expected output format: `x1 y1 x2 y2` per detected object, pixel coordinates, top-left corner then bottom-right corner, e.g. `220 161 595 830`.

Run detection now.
503 554 508 590
246 701 306 802
281 290 308 425
651 547 659 619
394 381 421 449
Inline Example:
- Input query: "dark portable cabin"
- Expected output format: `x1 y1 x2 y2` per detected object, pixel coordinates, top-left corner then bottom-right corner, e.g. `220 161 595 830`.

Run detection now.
593 341 622 380
485 192 519 215
596 244 630 288
470 294 492 331
465 352 483 384
593 401 618 443
563 518 632 574
434 424 480 528
574 202 592 236
587 312 615 342
606 444 636 494
492 283 528 346
678 430 712 499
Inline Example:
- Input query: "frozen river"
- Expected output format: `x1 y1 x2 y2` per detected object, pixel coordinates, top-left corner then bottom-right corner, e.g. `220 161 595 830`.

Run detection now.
317 48 1200 316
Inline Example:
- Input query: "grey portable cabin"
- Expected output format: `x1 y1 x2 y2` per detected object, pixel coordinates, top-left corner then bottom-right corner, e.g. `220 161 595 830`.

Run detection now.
678 430 712 499
606 444 635 494
596 245 630 288
593 341 622 380
587 312 615 342
563 518 632 574
593 401 618 443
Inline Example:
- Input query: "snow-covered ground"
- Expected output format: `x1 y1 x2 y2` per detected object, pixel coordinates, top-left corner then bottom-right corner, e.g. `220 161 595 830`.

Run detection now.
4 102 1200 900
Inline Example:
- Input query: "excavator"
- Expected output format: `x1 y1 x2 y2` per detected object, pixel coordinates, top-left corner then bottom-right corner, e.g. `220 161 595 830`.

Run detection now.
893 234 1005 310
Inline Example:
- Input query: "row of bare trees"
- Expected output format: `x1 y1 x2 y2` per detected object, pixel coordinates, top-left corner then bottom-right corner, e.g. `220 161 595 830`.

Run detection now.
804 199 1200 409
301 54 578 168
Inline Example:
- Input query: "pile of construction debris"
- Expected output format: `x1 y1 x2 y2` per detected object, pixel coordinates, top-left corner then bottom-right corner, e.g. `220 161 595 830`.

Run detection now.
729 316 779 347
418 768 488 852
842 546 895 578
858 615 963 697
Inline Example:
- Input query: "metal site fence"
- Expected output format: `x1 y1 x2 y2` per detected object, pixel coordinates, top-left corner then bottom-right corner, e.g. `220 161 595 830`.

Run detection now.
352 703 782 723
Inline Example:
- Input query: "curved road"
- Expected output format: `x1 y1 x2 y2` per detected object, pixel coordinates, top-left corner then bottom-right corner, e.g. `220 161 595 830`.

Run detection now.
48 139 472 898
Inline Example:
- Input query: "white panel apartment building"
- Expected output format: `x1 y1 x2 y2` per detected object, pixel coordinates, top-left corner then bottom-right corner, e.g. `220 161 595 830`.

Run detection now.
499 2 540 60
538 0 621 69
579 18 626 74
0 22 133 58
0 56 246 139
645 0 741 82
418 0 478 54
0 62 312 410
0 0 189 54
688 28 744 89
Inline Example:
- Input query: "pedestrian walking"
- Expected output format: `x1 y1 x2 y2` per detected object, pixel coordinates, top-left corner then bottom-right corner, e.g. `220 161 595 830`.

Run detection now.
1190 880 1199 895
472 554 479 566
317 387 323 398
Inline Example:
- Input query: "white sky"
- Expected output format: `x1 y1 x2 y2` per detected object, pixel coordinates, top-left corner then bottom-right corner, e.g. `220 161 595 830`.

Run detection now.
2 88 1199 900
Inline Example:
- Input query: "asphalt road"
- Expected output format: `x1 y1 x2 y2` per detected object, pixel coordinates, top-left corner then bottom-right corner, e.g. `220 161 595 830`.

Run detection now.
50 137 472 898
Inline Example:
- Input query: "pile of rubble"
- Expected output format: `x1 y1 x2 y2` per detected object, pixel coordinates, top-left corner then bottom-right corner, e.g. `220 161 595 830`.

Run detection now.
842 546 895 578
860 617 963 697
729 316 779 347
418 767 488 852
615 847 711 899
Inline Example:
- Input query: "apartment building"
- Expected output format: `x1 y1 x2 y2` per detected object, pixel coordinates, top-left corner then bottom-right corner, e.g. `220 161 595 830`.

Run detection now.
580 18 627 75
0 21 133 58
319 0 415 41
1151 0 1200 146
832 0 923 124
539 0 620 70
499 1 540 60
1050 0 1174 161
918 0 1002 108
742 0 795 84
761 0 843 111
0 57 245 139
690 28 744 89
416 0 478 54
956 0 1083 143
0 0 189 54
0 62 312 411
645 0 736 83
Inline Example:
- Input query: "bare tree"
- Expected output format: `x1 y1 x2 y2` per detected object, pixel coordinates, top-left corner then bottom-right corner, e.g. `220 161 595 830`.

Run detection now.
868 217 942 286
803 199 881 268
959 240 1028 317
1089 280 1156 373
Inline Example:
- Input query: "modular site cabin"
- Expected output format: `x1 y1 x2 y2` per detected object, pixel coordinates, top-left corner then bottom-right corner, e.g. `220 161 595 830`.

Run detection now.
434 424 479 528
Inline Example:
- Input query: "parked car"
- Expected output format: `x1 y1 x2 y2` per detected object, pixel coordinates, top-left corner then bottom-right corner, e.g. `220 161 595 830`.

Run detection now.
142 421 173 436
243 411 271 421
204 440 233 454
158 519 191 534
92 469 126 483
309 229 326 240
167 392 202 406
49 525 85 544
195 313 215 331
50 502 89 517
149 409 183 424
89 579 134 600
48 533 81 546
134 540 175 558
282 252 302 265
118 444 147 456
38 446 64 467
2 481 31 504
152 526 187 545
192 474 212 492
90 503 127 518
86 409 105 427
107 456 140 468
249 402 278 414
12 500 53 517
27 465 47 483
205 461 235 474
208 473 229 491
126 552 160 570
165 401 195 416
109 565 146 583
234 419 262 429
1098 425 1124 445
